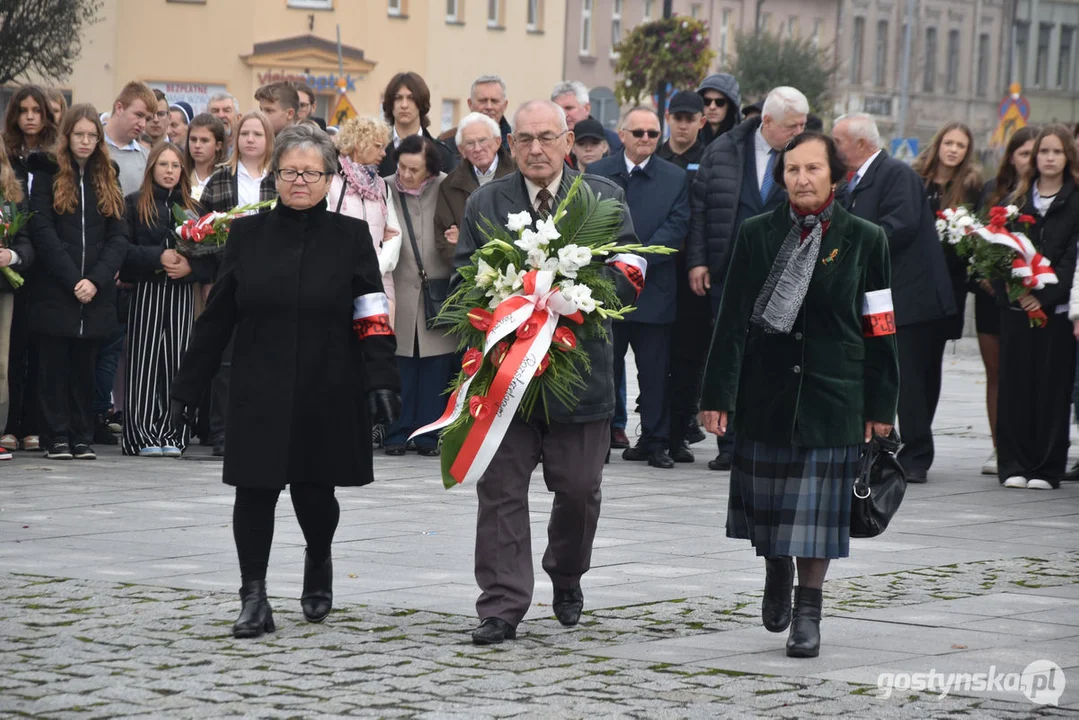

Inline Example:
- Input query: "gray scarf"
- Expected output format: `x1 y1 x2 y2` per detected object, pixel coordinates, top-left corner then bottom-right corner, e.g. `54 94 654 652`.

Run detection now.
751 200 835 335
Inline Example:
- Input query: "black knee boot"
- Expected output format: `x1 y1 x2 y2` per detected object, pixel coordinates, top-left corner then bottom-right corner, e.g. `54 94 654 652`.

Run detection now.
233 579 275 638
786 586 823 658
762 556 794 632
301 550 333 623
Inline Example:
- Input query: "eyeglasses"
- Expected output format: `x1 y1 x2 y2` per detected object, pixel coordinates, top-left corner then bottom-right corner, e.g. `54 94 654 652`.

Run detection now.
276 169 328 183
71 132 99 142
628 129 661 139
703 97 728 107
154 111 169 120
461 137 496 150
514 131 568 148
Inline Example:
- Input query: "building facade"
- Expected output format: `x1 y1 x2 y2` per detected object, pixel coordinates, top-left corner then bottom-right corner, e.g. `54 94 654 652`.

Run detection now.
562 0 841 129
12 0 565 134
1009 0 1079 125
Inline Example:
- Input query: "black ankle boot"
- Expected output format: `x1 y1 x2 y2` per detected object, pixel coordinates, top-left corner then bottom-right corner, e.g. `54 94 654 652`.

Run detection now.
762 556 794 632
301 551 333 623
786 586 823 658
233 579 275 638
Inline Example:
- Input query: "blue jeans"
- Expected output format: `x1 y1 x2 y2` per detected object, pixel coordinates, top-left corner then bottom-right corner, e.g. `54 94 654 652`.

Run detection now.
94 327 125 416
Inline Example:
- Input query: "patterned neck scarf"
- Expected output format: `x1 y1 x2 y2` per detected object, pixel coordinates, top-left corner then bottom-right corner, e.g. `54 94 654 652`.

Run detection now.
751 195 836 335
394 174 435 197
340 155 386 216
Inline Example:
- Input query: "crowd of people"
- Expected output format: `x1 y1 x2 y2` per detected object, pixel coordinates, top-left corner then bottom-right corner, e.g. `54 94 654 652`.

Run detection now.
0 69 1077 654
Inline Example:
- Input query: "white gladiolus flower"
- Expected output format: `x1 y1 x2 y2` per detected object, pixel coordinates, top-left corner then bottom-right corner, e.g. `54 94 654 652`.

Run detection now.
535 216 561 242
556 244 593 278
506 211 532 233
475 258 499 288
561 283 598 313
514 228 546 253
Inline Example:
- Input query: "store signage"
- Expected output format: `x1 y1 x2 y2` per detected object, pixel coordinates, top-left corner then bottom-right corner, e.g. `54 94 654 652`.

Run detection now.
256 72 358 92
148 82 229 114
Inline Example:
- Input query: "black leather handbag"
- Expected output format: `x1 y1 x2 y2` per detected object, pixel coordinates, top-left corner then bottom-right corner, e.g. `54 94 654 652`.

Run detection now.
396 189 448 330
850 430 907 539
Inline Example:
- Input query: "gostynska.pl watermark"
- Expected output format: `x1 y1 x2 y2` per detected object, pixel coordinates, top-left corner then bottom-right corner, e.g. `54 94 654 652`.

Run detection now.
876 660 1066 705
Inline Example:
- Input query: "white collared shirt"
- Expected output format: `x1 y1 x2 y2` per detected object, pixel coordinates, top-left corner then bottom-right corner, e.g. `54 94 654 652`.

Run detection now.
623 153 651 175
755 128 779 191
392 126 420 149
524 171 563 213
474 153 499 185
851 150 883 191
236 162 266 209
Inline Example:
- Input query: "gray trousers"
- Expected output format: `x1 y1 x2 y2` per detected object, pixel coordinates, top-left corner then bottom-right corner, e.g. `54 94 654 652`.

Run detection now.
474 416 609 626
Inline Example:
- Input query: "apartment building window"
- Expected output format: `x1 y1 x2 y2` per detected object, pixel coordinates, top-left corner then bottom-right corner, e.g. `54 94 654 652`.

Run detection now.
851 17 865 84
720 9 731 63
580 0 593 55
786 16 797 40
1060 26 1075 90
923 27 938 92
643 0 653 22
1036 23 1052 87
945 29 960 94
976 33 990 97
388 0 404 16
812 19 824 49
611 0 623 56
874 20 888 86
487 0 503 28
446 0 460 23
288 0 332 8
527 0 543 31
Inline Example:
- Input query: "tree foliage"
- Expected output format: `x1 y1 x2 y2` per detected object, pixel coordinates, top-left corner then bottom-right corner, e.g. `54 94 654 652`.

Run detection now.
728 31 840 111
0 0 103 86
613 17 717 106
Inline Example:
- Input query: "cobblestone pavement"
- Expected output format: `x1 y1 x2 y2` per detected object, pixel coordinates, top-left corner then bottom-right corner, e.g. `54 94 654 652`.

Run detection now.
1 342 1078 718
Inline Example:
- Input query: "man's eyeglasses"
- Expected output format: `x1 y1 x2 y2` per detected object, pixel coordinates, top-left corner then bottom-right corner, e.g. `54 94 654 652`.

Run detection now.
703 97 728 107
276 169 328 183
514 131 568 148
461 137 496 150
628 129 661 139
153 111 169 120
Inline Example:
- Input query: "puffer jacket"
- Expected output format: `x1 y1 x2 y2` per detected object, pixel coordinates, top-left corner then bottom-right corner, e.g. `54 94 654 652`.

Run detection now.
28 158 129 339
686 116 760 279
121 185 214 285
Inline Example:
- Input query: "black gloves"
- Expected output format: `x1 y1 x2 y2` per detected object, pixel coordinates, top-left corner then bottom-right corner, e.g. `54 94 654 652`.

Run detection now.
368 389 402 428
170 400 194 436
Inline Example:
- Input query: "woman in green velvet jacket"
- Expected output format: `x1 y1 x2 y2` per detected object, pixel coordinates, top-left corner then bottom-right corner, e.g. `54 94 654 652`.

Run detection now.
699 132 900 659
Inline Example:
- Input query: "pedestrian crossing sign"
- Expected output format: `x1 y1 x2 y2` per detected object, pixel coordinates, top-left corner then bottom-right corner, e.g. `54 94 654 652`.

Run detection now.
330 94 358 127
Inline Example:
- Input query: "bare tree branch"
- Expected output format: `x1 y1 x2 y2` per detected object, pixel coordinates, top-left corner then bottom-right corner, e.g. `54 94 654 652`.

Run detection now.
0 0 103 86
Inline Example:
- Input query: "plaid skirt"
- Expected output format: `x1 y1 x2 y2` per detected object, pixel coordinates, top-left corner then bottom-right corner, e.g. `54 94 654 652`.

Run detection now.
726 437 860 559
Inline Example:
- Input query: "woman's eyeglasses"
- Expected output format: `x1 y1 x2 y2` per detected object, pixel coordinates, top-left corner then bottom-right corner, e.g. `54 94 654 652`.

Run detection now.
703 98 728 107
276 169 327 183
628 129 661 139
71 132 99 142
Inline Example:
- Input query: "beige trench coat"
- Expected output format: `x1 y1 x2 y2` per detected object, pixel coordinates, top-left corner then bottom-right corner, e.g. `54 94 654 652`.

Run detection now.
388 173 458 358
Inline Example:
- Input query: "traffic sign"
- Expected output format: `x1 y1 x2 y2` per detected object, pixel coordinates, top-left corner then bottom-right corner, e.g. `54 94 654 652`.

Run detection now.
889 137 918 162
330 94 358 127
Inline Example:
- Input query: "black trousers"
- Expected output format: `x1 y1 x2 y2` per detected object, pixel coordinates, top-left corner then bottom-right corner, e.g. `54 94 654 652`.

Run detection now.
709 281 735 455
896 320 948 474
4 290 39 437
233 485 340 584
668 267 713 450
209 336 233 443
997 310 1075 486
613 321 671 451
36 334 98 447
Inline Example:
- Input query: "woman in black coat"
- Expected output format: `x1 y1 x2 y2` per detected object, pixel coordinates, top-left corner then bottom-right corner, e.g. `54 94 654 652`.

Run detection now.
121 142 212 457
28 104 128 461
170 124 401 638
997 125 1079 491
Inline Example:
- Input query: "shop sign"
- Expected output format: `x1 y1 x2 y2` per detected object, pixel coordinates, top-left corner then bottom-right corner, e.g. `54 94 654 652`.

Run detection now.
256 72 358 92
148 82 229 114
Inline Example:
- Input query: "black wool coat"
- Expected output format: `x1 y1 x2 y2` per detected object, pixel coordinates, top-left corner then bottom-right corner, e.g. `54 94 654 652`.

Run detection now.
171 199 400 489
28 159 129 339
121 186 214 285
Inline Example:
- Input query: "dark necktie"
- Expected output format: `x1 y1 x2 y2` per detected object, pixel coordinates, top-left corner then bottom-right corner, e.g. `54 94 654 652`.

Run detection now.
630 165 642 176
536 188 553 217
760 149 777 202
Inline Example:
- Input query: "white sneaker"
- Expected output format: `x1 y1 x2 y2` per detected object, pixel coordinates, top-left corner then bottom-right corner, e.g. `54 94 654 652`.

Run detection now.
161 446 182 458
1027 479 1054 490
1003 476 1028 489
981 450 997 475
0 434 17 451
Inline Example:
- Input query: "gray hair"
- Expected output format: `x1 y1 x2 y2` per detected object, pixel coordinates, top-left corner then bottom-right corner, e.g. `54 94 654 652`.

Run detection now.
619 106 660 129
550 80 589 105
834 112 882 150
762 86 809 121
271 124 338 175
471 74 506 98
455 112 501 146
512 100 568 133
206 92 238 112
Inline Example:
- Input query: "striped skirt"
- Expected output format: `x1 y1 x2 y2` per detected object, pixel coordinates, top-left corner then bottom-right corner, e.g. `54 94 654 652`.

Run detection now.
726 437 861 559
121 281 194 455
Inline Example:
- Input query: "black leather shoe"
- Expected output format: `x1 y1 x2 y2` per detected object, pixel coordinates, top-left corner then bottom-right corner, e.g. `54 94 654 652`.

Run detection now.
417 446 440 457
708 450 733 471
553 585 584 627
786 586 823 658
233 579 275 639
906 470 928 484
300 551 333 623
384 444 406 456
1064 462 1079 481
762 556 794 632
648 450 675 469
472 617 516 645
670 444 695 463
212 439 226 457
685 423 706 445
622 445 648 462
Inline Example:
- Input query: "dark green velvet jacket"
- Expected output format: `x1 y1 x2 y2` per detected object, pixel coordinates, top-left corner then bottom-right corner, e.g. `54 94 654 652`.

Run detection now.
700 202 900 447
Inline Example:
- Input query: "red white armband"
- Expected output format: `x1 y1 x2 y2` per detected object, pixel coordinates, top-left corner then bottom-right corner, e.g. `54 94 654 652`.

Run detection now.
353 292 393 339
607 253 647 297
862 289 896 337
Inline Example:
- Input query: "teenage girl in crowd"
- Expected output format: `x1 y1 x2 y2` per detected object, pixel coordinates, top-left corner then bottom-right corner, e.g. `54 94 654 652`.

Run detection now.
121 142 211 457
167 101 192 148
184 113 226 202
998 125 1079 491
28 104 128 461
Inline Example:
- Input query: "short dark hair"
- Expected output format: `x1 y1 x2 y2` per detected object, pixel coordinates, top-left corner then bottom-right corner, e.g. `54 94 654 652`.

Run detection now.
292 81 315 105
255 81 300 113
152 88 167 103
395 134 441 176
773 132 846 187
382 72 432 129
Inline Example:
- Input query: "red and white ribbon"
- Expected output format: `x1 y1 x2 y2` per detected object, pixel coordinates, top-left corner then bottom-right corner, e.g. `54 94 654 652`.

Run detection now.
409 269 582 485
975 226 1059 290
862 289 896 337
